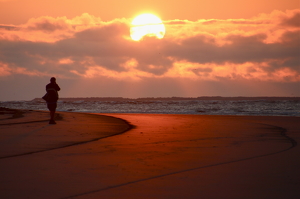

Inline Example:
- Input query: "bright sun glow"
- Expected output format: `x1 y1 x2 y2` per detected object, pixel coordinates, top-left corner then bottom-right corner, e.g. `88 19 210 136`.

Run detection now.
130 14 166 41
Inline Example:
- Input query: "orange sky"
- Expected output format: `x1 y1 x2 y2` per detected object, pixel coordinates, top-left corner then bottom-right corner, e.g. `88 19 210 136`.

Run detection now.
0 0 299 24
0 0 299 100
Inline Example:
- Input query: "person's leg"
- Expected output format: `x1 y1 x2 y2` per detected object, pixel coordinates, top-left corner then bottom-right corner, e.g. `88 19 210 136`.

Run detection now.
50 110 55 120
49 110 56 124
47 103 57 124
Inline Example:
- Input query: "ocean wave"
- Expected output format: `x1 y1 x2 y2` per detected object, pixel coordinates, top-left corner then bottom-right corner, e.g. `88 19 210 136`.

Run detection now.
1 97 299 116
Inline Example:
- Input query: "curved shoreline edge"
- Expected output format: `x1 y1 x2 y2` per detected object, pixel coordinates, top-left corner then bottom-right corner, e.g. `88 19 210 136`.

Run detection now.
0 110 134 159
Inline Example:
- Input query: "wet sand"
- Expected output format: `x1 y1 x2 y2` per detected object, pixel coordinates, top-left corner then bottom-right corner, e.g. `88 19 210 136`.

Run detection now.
0 110 299 199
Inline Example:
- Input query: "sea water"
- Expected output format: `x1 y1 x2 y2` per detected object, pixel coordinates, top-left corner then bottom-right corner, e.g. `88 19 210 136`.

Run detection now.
1 97 299 116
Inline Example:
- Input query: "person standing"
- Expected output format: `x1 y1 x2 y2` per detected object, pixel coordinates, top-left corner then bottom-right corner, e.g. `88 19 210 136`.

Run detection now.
45 77 60 124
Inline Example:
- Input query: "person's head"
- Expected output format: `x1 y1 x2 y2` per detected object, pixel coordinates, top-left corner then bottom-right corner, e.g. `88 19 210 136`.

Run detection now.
50 77 56 83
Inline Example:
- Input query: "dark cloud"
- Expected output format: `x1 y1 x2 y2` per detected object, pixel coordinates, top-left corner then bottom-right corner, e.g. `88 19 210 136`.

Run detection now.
164 31 299 71
164 20 190 25
0 24 17 30
280 11 300 27
26 18 69 32
75 22 129 42
230 20 267 25
1 27 299 78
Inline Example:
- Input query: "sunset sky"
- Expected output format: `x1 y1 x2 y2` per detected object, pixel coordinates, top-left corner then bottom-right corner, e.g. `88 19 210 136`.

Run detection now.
0 0 299 100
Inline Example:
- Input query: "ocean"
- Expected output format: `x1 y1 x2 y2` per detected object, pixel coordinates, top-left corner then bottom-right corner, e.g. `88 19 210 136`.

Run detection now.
1 97 299 117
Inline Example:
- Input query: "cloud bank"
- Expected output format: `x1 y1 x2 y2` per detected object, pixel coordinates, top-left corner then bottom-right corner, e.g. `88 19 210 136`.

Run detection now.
0 10 299 99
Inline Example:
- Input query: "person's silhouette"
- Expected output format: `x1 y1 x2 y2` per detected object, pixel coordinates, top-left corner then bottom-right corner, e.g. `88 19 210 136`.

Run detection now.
45 77 60 124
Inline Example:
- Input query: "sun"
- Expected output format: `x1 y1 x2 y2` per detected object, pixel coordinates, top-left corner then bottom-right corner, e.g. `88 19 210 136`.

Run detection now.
130 13 166 41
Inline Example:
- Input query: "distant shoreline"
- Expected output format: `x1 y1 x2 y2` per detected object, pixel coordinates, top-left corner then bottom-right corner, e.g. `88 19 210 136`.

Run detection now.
32 96 300 101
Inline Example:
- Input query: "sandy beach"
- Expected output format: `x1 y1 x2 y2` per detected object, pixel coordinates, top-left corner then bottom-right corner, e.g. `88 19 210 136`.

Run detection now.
0 109 299 199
